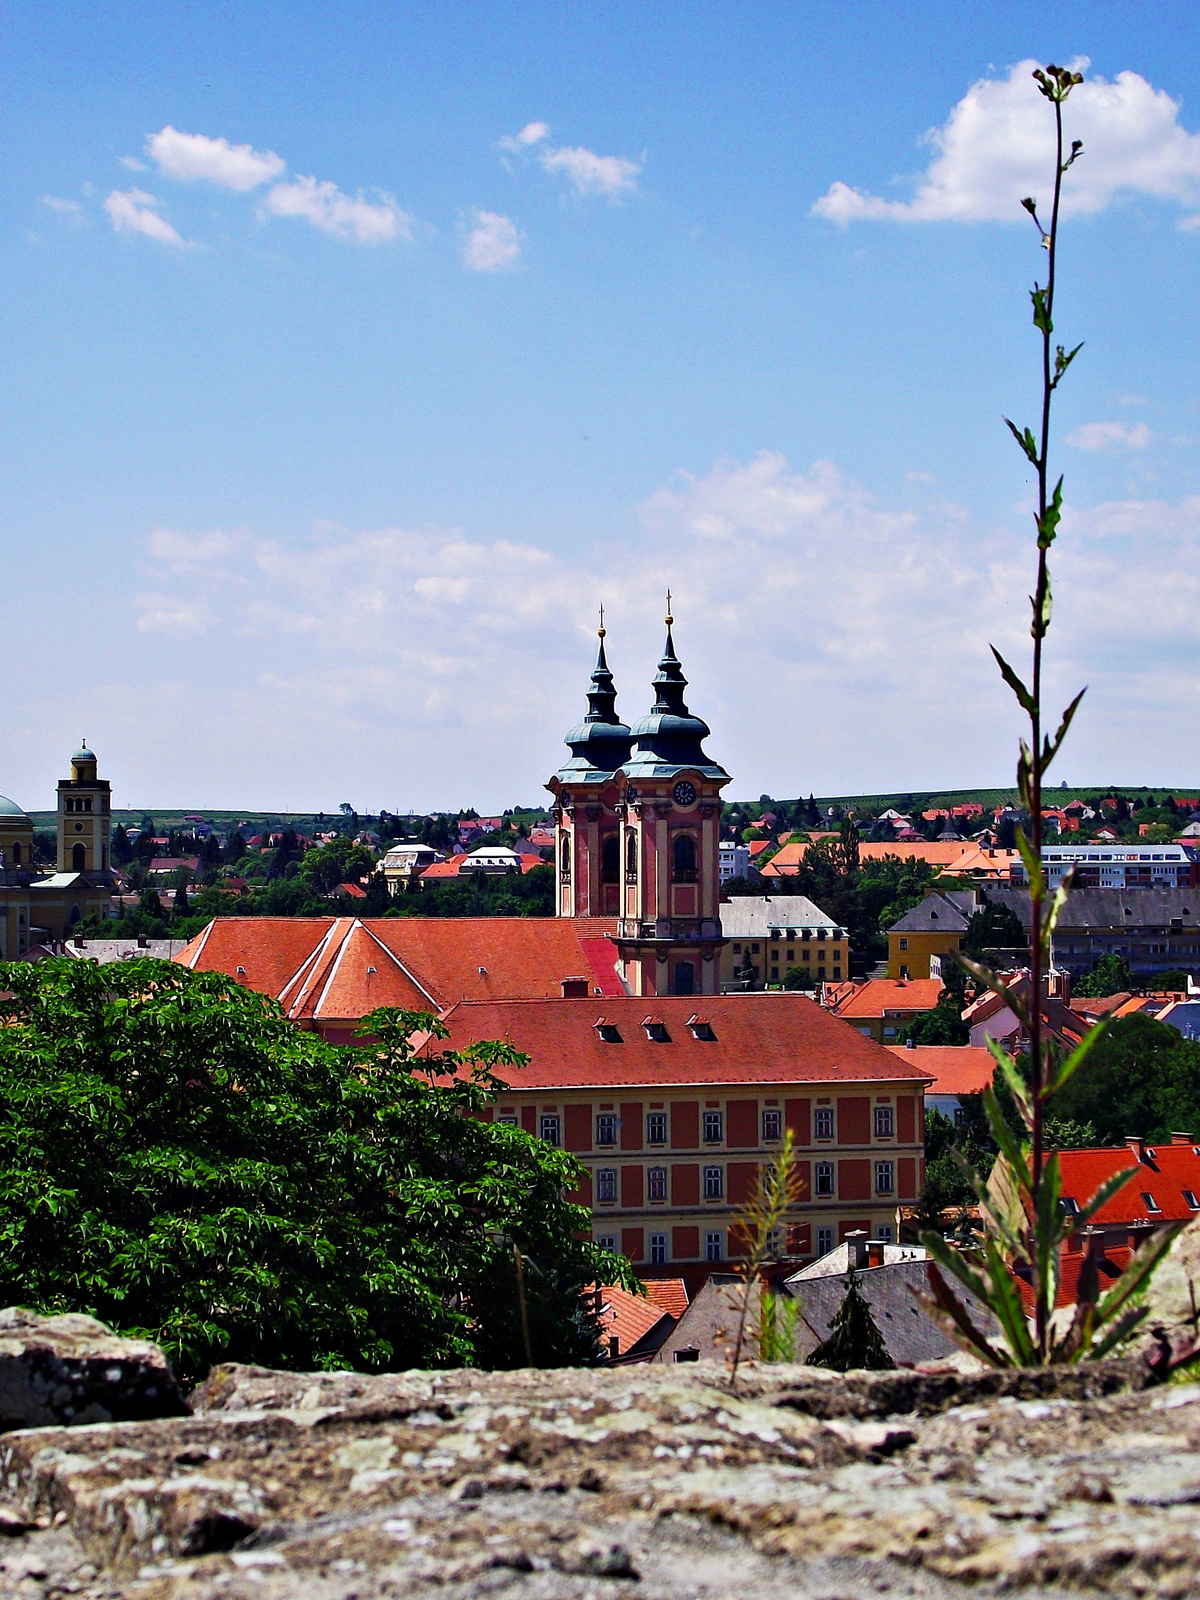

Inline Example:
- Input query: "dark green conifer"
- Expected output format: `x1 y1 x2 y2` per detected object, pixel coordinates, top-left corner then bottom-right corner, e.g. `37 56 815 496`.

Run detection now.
808 1269 894 1371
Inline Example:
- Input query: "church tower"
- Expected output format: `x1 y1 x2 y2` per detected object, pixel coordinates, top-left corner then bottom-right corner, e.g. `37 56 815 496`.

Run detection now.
546 618 632 918
611 604 729 996
57 744 112 877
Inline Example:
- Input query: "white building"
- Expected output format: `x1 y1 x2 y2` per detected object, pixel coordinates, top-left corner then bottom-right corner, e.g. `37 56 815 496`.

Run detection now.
718 840 751 883
1010 844 1192 891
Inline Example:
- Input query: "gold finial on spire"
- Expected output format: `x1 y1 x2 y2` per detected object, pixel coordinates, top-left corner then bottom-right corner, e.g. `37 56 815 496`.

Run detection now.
665 588 673 626
597 603 605 639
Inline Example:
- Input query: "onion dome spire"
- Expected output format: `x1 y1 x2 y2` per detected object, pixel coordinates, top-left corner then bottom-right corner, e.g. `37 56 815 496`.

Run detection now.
624 594 728 780
554 608 633 783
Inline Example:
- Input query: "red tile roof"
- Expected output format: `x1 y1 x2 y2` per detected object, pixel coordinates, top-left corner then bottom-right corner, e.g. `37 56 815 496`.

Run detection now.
831 978 943 1020
885 1045 994 1096
176 916 624 1020
641 1278 689 1319
1056 1138 1200 1227
432 993 934 1091
592 1284 674 1357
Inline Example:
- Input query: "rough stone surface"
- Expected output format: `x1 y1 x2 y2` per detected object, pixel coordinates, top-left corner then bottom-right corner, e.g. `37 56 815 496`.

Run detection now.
1 1357 1198 1597
0 1309 188 1434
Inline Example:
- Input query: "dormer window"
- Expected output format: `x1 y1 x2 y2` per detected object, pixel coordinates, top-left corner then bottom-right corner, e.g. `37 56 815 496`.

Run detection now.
593 1019 622 1044
1142 1192 1162 1213
687 1015 716 1041
1061 1196 1081 1216
1184 1190 1200 1210
642 1017 670 1042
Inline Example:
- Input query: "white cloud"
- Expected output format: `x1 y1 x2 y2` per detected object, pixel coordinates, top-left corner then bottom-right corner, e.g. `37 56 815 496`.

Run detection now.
147 125 285 191
121 155 147 171
134 593 211 635
261 176 410 243
103 189 187 246
41 196 82 221
813 59 1200 225
500 121 550 151
114 454 1200 807
463 210 521 270
540 143 641 197
1067 420 1153 451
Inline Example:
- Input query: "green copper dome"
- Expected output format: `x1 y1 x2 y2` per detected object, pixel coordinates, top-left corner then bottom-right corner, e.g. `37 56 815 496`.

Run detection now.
0 795 30 819
555 631 632 784
72 745 95 763
623 620 728 781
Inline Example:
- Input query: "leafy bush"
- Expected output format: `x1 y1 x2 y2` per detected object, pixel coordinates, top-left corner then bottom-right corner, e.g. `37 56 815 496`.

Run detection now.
0 958 625 1384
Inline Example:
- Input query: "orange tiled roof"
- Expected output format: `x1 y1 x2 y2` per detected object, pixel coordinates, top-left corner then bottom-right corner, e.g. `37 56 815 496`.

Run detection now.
592 1283 674 1356
433 993 935 1091
1056 1139 1200 1227
830 978 943 1020
641 1278 689 1318
176 915 625 1019
885 1044 994 1096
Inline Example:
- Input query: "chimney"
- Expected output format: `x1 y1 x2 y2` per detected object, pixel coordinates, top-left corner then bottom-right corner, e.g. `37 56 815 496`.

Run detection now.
845 1229 869 1270
561 976 589 998
867 1239 885 1269
137 934 149 948
905 1036 916 1050
1126 1136 1146 1165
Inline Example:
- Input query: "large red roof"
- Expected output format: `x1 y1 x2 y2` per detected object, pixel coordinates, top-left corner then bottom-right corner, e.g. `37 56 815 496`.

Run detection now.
433 993 934 1091
176 915 624 1021
886 1045 994 1096
831 978 943 1019
1056 1137 1200 1227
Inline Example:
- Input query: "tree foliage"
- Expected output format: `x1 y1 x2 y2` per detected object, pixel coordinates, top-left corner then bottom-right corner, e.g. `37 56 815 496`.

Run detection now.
0 958 626 1385
1073 952 1135 998
807 1270 894 1371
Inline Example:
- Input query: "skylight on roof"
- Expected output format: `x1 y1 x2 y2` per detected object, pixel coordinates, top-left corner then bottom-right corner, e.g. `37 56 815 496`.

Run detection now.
1142 1192 1162 1213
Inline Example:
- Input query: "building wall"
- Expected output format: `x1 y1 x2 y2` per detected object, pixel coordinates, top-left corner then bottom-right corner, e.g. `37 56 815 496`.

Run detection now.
721 928 848 990
887 929 964 981
484 1081 923 1266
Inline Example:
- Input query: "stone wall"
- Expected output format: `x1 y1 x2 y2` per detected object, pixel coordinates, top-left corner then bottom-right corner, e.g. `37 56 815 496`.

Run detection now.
3 1352 1200 1598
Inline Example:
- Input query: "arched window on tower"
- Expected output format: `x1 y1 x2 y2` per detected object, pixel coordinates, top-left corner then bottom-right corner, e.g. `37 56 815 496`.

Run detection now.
560 834 571 880
72 842 86 872
673 833 697 882
625 830 638 883
601 835 619 883
10 842 20 866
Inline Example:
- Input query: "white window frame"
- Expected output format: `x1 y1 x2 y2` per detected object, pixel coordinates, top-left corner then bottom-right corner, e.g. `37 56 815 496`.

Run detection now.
704 1230 723 1262
703 1165 724 1200
816 1225 834 1256
814 1108 834 1140
646 1111 667 1144
649 1233 668 1265
647 1166 667 1203
762 1108 782 1142
875 1160 895 1196
596 1168 617 1204
815 1161 834 1197
595 1112 617 1147
874 1105 894 1139
703 1110 724 1143
539 1113 561 1146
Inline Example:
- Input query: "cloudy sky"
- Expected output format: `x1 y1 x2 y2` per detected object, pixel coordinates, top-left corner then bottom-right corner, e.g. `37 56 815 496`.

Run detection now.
5 2 1200 812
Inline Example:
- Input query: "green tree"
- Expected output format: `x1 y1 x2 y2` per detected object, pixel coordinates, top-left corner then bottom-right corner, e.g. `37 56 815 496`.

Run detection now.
900 1002 968 1046
111 824 133 866
1073 952 1134 998
782 965 816 991
138 886 164 920
964 900 1026 963
807 1270 894 1371
362 871 392 916
1049 1013 1200 1145
0 959 627 1384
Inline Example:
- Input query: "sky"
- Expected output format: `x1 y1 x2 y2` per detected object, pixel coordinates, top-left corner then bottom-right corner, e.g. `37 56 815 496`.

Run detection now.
4 2 1200 813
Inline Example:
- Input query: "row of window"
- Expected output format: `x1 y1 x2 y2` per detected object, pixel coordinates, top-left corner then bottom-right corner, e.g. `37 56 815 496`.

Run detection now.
595 1221 897 1264
524 1105 897 1147
562 833 700 882
593 1159 897 1202
64 797 94 813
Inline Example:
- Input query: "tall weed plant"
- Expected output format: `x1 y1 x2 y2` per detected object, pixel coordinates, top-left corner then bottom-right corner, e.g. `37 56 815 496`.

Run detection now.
918 65 1188 1365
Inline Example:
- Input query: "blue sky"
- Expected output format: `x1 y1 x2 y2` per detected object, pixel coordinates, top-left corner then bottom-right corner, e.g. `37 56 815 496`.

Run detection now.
4 2 1200 812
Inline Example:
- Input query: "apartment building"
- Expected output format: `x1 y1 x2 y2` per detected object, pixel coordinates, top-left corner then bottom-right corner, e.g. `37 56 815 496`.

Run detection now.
1009 843 1195 891
434 992 929 1284
719 894 848 989
988 887 1200 983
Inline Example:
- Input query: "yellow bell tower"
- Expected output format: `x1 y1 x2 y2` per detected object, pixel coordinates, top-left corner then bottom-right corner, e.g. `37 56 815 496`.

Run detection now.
57 744 112 876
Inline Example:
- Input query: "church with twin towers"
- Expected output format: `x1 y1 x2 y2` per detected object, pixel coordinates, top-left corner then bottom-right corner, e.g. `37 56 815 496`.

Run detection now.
547 603 730 998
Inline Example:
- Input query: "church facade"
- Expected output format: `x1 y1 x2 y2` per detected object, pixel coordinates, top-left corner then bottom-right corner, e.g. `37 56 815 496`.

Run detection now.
0 745 115 956
547 609 729 997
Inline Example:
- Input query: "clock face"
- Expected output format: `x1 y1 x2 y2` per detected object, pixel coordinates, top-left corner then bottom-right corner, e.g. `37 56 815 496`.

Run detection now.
673 781 697 806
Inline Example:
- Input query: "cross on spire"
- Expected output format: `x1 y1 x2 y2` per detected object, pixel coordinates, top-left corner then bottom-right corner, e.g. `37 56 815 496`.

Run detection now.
598 602 605 639
665 589 672 626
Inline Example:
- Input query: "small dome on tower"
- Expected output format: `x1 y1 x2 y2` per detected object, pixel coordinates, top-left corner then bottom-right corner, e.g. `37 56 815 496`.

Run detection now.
555 623 632 784
0 794 30 819
624 612 727 781
73 744 95 764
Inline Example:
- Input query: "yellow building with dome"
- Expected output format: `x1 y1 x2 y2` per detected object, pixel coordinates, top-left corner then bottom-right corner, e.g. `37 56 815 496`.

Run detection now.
0 745 115 956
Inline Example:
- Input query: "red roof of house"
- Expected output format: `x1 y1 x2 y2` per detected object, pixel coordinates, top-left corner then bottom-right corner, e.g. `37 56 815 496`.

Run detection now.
176 915 625 1020
336 881 367 898
1013 1242 1135 1311
419 855 469 879
432 993 934 1091
592 1284 674 1357
641 1278 689 1319
885 1044 994 1096
831 978 943 1020
1056 1137 1200 1227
